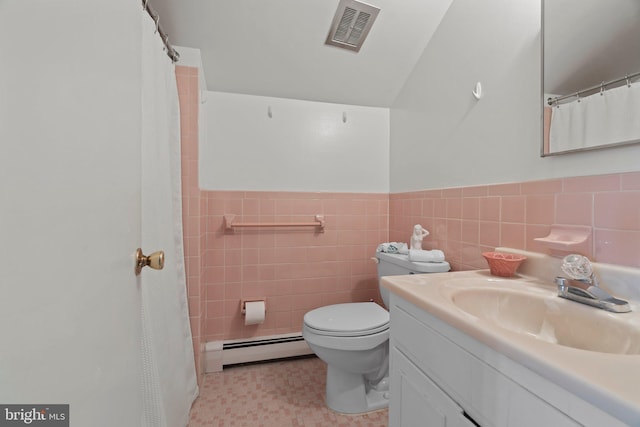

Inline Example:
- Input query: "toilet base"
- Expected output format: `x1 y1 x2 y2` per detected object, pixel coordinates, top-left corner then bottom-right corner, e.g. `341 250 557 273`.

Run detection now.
325 365 389 414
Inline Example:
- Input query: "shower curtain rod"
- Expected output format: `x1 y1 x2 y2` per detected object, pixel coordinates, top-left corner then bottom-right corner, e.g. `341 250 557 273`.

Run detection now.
548 70 640 106
142 0 180 63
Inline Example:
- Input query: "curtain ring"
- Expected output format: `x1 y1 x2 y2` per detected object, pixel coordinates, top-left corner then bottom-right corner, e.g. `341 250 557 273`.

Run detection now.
154 15 160 34
163 34 170 53
143 0 148 10
600 82 604 95
626 74 631 88
576 93 580 103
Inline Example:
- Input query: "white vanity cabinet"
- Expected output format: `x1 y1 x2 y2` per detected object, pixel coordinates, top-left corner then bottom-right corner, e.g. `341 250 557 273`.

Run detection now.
389 294 626 427
391 347 477 427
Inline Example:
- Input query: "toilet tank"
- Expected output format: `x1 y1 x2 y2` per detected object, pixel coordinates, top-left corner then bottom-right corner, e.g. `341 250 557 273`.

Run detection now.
376 252 450 308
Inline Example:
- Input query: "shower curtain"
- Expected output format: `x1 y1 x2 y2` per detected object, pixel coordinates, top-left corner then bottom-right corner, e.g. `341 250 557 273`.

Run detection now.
140 10 198 427
549 80 640 153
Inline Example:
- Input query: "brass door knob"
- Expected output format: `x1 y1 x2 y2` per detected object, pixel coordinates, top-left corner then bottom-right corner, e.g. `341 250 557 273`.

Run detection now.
135 248 165 276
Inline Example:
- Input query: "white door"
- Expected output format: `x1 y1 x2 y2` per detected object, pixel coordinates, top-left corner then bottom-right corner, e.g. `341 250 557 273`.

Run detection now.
0 1 146 426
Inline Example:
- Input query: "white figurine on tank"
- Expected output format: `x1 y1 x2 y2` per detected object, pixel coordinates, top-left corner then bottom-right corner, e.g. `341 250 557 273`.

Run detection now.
410 224 429 250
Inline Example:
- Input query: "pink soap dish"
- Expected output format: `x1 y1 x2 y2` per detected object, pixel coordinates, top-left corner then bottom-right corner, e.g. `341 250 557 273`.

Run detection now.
482 252 527 277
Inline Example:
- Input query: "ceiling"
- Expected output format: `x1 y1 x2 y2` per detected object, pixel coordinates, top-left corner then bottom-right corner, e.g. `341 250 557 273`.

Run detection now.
149 0 454 107
150 0 640 106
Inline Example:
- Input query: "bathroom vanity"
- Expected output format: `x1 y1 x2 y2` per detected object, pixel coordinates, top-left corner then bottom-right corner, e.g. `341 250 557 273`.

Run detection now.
382 257 640 427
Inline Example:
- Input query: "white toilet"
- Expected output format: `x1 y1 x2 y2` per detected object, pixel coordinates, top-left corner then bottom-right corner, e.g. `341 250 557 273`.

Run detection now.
302 251 450 414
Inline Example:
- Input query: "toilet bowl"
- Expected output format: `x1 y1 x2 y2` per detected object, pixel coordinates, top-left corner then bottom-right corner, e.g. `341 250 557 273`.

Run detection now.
302 251 450 414
303 302 390 414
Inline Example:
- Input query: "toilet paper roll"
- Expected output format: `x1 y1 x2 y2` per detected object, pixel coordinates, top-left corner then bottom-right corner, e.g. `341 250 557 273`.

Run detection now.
244 301 265 326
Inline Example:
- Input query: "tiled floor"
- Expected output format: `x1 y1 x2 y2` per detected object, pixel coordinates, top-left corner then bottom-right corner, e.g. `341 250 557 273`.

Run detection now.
188 356 388 427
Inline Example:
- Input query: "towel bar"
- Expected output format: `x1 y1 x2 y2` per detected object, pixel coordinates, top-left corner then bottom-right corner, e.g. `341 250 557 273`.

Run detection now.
224 214 325 232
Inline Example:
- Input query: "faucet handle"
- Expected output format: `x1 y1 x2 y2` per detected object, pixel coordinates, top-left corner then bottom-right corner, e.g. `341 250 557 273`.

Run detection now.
561 254 593 281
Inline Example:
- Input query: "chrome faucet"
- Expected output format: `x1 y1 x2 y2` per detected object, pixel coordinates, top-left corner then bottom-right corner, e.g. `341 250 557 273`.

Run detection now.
555 277 631 313
555 254 631 313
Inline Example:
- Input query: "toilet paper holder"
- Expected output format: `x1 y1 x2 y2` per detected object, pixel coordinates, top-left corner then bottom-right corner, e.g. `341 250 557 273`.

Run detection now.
241 298 266 315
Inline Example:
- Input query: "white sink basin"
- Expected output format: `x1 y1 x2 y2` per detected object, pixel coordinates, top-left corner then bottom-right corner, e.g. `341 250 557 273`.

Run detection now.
449 286 640 354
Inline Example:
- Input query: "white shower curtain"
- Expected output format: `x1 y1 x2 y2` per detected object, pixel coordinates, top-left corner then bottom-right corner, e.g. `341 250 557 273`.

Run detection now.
549 80 640 153
140 10 198 427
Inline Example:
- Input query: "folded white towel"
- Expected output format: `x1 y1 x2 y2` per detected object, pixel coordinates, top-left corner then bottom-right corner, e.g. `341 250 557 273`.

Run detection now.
408 249 445 263
377 242 409 254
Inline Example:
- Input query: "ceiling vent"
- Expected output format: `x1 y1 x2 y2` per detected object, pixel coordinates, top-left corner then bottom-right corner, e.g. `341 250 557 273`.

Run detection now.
325 0 380 53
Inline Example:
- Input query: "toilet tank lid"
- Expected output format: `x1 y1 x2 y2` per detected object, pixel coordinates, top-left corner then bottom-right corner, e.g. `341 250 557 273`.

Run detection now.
376 252 450 273
304 302 389 333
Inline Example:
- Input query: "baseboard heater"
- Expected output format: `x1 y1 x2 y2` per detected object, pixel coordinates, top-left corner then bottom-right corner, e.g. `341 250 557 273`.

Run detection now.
205 332 313 372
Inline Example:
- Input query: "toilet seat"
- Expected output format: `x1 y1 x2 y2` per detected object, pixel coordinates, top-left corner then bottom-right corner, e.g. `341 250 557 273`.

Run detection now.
303 302 389 337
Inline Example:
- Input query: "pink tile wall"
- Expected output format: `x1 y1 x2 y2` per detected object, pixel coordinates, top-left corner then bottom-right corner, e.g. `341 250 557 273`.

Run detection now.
176 66 205 383
202 191 389 342
390 173 640 271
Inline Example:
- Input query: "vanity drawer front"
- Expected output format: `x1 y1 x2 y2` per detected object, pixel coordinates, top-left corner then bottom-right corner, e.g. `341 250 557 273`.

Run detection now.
507 383 581 427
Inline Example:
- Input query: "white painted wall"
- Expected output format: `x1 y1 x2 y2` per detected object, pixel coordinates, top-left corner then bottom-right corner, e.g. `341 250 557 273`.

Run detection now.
200 92 390 192
390 0 640 192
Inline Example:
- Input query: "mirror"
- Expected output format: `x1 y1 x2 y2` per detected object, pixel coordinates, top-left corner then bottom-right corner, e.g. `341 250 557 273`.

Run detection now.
542 0 640 156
